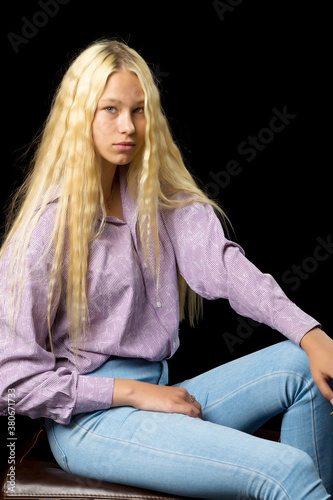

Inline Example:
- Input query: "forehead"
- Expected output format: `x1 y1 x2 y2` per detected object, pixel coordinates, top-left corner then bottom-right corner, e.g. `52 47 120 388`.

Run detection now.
99 70 145 103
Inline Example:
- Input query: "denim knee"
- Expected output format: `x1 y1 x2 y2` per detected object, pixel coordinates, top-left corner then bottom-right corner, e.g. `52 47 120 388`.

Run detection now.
275 342 315 394
268 446 327 500
278 341 309 371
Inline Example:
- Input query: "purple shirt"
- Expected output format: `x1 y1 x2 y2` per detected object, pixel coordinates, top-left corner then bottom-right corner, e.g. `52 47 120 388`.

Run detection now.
0 167 319 424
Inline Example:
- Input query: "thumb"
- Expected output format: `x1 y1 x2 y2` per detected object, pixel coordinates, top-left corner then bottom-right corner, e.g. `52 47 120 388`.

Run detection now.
315 374 333 406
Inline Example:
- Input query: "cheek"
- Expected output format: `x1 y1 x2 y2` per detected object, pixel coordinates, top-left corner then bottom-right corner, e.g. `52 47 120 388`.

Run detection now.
137 121 146 144
91 119 99 144
92 118 108 151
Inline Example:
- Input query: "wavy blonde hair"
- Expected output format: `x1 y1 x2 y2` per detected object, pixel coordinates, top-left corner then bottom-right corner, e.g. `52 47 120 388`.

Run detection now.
1 39 228 351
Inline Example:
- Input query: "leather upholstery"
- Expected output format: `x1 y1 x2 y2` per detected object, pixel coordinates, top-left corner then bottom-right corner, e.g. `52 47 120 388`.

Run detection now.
0 428 190 499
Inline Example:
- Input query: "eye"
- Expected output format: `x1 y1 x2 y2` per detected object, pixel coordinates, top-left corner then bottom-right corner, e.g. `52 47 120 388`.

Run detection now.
134 107 144 114
105 106 117 113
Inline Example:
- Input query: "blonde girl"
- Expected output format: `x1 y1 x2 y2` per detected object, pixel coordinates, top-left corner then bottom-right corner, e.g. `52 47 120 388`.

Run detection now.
0 39 332 499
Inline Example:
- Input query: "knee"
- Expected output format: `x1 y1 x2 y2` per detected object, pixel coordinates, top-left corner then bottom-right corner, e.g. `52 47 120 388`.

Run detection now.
272 341 319 406
270 446 321 498
277 341 312 380
276 444 315 474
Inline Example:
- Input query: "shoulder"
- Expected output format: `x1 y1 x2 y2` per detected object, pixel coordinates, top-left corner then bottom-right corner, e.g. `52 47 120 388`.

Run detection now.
29 201 59 252
0 201 58 275
7 201 59 260
161 193 218 227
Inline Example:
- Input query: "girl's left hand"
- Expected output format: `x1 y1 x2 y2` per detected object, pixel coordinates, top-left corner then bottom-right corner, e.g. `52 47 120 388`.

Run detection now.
300 327 333 406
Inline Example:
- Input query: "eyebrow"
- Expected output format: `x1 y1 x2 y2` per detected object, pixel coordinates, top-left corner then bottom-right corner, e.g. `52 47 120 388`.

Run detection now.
99 98 145 106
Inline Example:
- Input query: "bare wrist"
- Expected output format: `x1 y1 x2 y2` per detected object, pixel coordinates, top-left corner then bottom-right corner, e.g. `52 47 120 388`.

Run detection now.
112 378 137 407
300 326 323 352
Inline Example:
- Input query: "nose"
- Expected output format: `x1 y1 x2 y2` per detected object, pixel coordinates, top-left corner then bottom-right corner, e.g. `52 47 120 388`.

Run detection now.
118 110 135 134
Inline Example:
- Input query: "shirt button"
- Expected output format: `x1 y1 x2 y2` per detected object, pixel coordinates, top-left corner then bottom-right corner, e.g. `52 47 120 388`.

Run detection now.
156 301 162 308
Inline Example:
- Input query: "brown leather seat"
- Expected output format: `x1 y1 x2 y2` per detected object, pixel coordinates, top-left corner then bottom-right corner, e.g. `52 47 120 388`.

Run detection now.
0 428 191 499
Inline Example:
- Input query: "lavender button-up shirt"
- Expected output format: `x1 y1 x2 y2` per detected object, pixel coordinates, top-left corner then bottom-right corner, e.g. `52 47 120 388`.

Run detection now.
0 167 318 424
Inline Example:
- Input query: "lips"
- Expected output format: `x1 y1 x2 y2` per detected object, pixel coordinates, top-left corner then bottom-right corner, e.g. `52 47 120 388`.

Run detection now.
114 141 135 151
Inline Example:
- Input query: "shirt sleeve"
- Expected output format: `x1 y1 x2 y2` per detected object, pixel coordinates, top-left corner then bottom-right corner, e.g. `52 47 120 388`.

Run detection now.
0 210 113 425
162 200 320 345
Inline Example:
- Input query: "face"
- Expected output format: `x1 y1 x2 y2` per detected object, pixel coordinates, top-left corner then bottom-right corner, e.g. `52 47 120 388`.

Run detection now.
92 70 146 170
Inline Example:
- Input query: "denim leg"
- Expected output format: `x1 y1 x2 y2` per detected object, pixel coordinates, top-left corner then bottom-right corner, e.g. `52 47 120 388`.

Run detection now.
176 340 333 496
45 347 332 499
46 406 329 499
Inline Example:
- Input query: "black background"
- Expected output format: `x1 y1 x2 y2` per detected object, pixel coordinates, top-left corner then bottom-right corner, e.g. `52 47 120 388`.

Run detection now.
1 0 331 474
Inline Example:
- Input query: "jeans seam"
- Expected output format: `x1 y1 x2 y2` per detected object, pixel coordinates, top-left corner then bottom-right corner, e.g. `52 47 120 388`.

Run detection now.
49 421 72 473
290 372 320 478
203 371 288 412
203 369 310 411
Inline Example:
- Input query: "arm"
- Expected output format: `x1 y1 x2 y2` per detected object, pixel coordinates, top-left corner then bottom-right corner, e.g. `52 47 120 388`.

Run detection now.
300 327 333 405
162 200 319 344
162 200 333 402
112 379 202 418
0 209 113 424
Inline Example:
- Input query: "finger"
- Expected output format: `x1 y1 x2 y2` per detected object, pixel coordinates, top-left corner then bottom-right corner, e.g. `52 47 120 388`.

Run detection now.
314 374 333 404
171 390 202 418
194 400 203 419
180 399 201 419
188 394 203 419
188 401 202 419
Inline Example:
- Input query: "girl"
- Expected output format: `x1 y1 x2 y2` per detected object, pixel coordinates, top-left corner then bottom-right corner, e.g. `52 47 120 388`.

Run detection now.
0 39 332 499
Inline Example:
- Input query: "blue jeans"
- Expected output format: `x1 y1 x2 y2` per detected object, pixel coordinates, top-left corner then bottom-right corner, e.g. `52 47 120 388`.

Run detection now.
45 341 333 499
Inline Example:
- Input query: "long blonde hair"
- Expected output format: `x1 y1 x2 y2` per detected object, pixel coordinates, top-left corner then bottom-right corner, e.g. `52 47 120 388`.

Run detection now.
1 39 228 351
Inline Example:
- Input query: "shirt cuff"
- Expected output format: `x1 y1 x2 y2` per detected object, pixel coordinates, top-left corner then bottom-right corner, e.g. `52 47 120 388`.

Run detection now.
74 375 114 415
